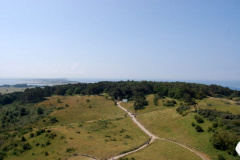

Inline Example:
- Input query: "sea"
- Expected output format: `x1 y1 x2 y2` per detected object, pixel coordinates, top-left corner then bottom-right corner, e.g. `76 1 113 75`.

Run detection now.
0 78 240 91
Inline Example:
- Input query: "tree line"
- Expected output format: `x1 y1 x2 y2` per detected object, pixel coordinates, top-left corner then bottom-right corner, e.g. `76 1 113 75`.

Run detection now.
0 81 239 106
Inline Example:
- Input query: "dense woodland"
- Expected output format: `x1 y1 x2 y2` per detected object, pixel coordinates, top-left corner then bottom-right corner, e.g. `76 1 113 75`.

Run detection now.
0 81 239 106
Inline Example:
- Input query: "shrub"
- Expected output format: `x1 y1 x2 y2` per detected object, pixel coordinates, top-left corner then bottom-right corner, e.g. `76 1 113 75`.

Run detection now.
195 125 204 132
218 154 226 160
49 117 58 124
66 147 75 153
176 105 190 116
37 107 44 115
86 99 90 102
194 115 204 123
56 107 64 110
57 98 61 103
65 104 69 107
124 135 131 138
191 122 196 127
212 122 218 128
164 100 177 107
21 136 27 141
207 126 212 132
210 131 239 155
36 129 45 136
0 151 6 160
22 142 31 151
45 140 51 146
29 133 34 138
45 151 49 156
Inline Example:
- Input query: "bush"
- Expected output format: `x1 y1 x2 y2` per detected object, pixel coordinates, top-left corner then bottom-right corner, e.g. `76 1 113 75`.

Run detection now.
191 122 195 127
37 107 44 115
124 135 131 138
86 99 90 103
45 151 49 156
0 151 6 160
164 100 177 107
176 106 190 115
66 147 75 153
49 117 58 124
210 131 239 155
195 125 204 132
212 122 218 128
45 140 51 146
29 132 34 138
194 115 204 123
22 142 31 151
218 154 226 160
56 107 64 110
57 98 61 103
21 136 27 141
207 126 212 132
36 129 45 136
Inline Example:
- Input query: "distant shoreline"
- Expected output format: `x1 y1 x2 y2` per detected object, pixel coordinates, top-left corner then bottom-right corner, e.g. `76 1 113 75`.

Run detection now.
0 78 239 91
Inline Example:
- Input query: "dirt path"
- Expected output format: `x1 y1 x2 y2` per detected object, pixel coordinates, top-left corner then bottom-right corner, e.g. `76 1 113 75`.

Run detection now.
108 101 211 160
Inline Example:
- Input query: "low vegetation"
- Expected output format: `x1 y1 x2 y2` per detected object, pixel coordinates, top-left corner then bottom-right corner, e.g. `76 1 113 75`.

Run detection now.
0 81 239 160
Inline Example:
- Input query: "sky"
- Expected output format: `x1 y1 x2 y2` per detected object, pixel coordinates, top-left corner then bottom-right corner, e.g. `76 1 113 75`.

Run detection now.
0 0 240 81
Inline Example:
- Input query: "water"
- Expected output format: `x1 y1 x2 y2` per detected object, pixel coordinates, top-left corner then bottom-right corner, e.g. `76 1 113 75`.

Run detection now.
0 78 240 91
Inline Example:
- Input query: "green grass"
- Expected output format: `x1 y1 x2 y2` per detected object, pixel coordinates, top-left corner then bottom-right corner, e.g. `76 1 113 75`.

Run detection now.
2 95 149 160
123 140 202 160
198 97 240 114
121 95 180 114
133 95 239 160
4 117 149 160
30 95 126 128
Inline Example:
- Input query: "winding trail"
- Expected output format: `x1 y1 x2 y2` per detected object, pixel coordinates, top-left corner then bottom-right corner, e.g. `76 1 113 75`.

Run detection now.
108 101 211 160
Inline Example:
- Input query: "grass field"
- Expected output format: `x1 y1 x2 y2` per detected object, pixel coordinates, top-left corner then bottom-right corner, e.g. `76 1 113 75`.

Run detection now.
2 94 240 160
30 95 126 128
3 95 149 160
0 87 29 94
123 95 239 160
120 95 180 114
5 117 149 160
198 97 240 114
122 140 202 160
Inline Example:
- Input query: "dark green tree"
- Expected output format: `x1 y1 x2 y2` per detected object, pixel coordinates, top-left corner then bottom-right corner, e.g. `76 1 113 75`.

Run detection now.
133 92 148 110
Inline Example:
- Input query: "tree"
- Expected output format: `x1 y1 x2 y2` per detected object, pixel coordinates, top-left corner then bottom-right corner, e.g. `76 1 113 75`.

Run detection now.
73 87 80 94
133 92 148 110
37 107 44 115
66 89 73 96
184 94 198 112
195 125 204 132
153 94 159 106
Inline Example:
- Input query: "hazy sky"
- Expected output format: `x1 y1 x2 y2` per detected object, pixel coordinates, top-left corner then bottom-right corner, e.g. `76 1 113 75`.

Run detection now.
1 0 240 81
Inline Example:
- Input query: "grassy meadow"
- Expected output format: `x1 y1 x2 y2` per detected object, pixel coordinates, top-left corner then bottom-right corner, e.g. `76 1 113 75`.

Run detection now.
30 95 126 128
121 95 240 160
122 140 202 160
2 95 149 160
2 93 240 160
